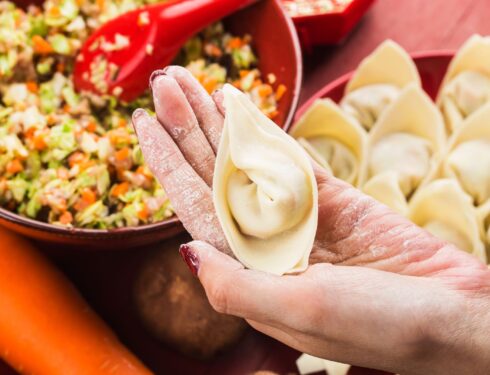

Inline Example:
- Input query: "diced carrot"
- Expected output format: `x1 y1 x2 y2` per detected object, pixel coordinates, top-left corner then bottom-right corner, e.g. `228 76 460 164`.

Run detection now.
227 37 243 49
136 165 152 178
202 77 218 94
115 147 130 161
56 62 65 73
81 188 97 205
111 182 129 197
252 79 263 88
59 211 73 225
267 110 279 119
239 70 250 78
24 127 36 140
33 133 47 151
96 0 105 10
137 204 149 221
32 35 53 55
47 115 57 125
258 84 273 98
48 6 61 17
6 159 23 174
117 118 127 128
86 121 97 133
26 81 38 94
63 104 71 113
275 84 287 101
68 152 86 168
78 160 95 171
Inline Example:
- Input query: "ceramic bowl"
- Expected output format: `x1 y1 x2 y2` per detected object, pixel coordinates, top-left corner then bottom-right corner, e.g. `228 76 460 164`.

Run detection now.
1 0 302 250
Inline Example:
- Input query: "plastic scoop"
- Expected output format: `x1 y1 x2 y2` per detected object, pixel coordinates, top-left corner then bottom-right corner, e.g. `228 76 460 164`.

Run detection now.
73 0 257 102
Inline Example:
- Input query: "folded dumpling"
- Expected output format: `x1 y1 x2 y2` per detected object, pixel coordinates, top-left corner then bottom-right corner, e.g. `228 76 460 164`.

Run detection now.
361 84 446 212
340 40 421 130
437 35 490 132
428 102 490 206
408 179 486 261
477 201 490 251
213 84 318 276
289 99 367 186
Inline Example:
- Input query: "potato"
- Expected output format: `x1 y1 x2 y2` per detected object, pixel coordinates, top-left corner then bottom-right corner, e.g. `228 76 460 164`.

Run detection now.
133 235 247 359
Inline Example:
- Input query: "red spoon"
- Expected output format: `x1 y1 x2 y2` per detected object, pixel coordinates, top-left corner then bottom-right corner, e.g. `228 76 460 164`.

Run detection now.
73 0 257 102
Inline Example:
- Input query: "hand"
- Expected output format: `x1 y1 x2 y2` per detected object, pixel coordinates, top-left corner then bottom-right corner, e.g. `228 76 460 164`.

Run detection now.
132 66 490 375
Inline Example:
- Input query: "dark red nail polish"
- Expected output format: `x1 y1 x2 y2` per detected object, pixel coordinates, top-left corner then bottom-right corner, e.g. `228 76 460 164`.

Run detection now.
179 244 199 276
149 69 167 90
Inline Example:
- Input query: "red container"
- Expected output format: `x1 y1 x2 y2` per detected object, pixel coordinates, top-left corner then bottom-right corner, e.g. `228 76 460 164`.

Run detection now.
289 0 376 49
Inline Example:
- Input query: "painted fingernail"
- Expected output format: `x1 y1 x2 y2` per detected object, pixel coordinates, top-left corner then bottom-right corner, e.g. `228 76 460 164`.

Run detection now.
149 69 167 90
179 244 199 276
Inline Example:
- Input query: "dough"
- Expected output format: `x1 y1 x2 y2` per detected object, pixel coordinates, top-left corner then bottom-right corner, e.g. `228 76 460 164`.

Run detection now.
437 102 490 206
340 40 421 129
290 98 367 185
408 179 486 261
361 84 446 212
213 84 318 275
437 34 490 132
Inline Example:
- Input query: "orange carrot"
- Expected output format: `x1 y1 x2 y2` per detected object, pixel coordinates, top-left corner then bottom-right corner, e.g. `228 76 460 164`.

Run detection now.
275 84 287 101
258 84 273 98
137 203 149 221
111 181 129 197
6 159 23 174
115 147 130 161
32 35 53 55
26 81 39 94
0 227 153 375
58 211 73 225
33 133 48 151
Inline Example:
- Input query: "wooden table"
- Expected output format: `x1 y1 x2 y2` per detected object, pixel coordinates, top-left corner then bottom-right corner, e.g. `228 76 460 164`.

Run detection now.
2 1 489 374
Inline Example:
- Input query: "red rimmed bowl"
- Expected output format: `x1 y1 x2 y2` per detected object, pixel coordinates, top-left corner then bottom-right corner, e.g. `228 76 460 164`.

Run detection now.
289 0 376 49
294 50 454 121
2 0 302 250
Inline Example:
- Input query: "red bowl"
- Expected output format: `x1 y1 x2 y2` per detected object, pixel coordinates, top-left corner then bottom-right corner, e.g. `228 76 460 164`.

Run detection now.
1 0 302 250
294 50 455 122
290 0 376 49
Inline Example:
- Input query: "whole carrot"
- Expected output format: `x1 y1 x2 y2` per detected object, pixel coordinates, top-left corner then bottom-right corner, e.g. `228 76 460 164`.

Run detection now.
0 227 153 375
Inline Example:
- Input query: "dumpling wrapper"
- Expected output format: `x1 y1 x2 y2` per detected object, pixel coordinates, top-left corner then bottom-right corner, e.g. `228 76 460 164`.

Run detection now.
437 34 490 132
432 102 490 206
340 40 421 130
361 84 446 211
408 179 486 262
477 201 490 252
290 98 367 186
296 354 350 375
213 84 318 276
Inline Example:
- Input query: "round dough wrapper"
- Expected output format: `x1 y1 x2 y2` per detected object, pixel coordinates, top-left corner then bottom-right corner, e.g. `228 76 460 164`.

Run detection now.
290 98 367 186
437 102 490 206
213 84 318 276
362 84 446 207
408 179 486 262
362 171 408 215
437 35 490 132
341 40 421 129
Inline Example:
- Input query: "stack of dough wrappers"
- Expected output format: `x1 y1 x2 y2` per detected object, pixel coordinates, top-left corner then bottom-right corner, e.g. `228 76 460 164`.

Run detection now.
291 35 490 264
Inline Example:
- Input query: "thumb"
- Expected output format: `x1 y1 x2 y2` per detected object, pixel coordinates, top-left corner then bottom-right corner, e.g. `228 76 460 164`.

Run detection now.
179 240 302 324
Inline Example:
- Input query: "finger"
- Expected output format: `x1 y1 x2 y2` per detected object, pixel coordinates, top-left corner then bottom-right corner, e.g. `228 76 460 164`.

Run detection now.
164 66 224 153
184 240 323 326
212 89 225 117
151 74 215 186
132 110 229 253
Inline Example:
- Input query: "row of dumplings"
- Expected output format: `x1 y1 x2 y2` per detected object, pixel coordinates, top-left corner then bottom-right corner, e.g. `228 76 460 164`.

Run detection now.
291 35 490 263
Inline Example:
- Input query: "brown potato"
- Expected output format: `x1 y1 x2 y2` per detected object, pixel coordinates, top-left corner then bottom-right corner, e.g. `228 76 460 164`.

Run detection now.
133 235 247 359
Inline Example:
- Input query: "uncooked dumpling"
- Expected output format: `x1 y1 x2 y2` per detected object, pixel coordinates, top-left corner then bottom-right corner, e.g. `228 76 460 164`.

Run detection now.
213 84 318 276
477 201 490 251
290 99 367 185
435 102 490 206
408 179 486 261
340 40 421 130
437 35 490 132
361 84 446 211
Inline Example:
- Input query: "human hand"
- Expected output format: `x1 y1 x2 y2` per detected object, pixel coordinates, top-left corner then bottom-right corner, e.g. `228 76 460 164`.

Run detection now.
133 66 490 375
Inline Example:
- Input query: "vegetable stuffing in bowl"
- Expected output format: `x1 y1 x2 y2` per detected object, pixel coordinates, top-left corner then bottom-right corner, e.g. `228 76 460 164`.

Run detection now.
0 0 301 247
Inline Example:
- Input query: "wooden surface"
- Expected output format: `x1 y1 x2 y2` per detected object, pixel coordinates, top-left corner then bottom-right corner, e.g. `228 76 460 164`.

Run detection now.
300 0 490 105
2 1 489 374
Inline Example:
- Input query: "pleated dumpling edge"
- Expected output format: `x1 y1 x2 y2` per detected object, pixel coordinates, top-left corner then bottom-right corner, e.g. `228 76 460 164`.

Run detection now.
213 84 318 276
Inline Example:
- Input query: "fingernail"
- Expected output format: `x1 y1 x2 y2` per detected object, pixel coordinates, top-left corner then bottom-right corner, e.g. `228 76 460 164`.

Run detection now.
211 88 222 97
149 69 167 90
131 109 146 134
179 244 199 276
